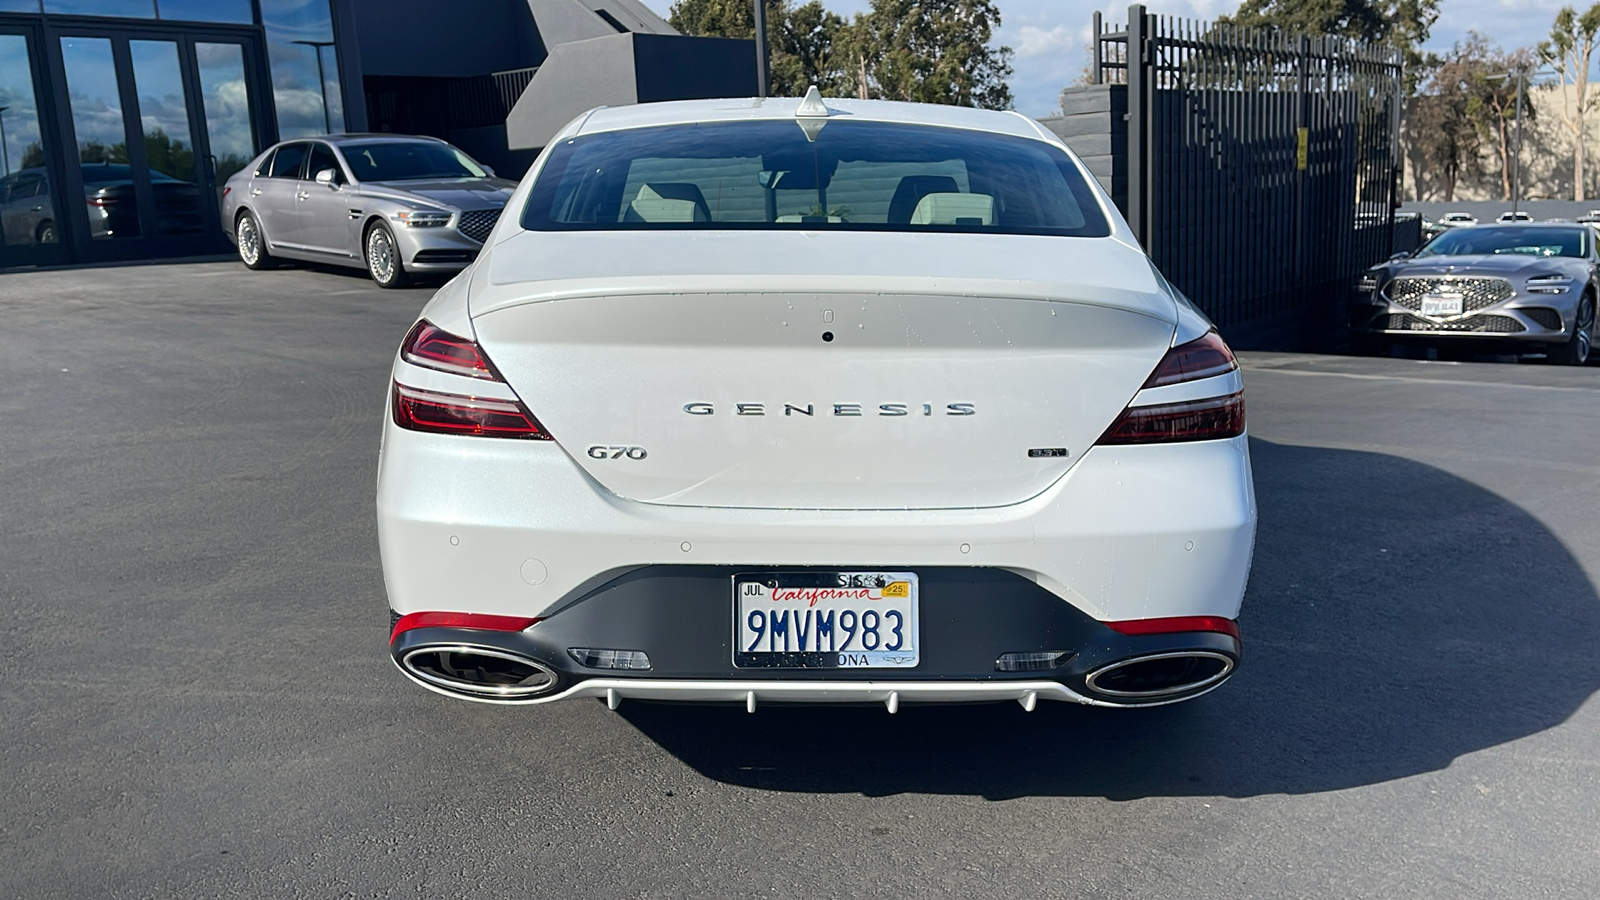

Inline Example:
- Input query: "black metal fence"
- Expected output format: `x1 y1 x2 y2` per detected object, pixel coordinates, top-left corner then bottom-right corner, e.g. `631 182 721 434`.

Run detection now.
1088 5 1404 345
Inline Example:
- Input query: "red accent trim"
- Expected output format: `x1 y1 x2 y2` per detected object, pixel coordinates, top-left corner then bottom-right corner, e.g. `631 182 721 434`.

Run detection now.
1104 616 1240 640
390 611 542 643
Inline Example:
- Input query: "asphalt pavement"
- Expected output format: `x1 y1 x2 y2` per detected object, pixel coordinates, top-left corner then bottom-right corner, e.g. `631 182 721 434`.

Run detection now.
2 262 1598 898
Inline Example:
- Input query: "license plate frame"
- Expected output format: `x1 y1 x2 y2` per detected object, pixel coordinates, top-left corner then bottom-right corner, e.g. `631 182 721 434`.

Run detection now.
1420 292 1465 317
733 571 920 669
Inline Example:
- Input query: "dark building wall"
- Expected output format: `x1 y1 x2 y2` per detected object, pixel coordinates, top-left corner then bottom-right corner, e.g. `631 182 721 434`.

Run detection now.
352 0 545 77
633 34 757 103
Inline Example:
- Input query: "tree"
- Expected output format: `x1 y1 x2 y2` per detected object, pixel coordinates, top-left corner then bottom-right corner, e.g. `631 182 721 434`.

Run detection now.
1407 45 1485 201
669 0 848 97
851 0 1013 108
1464 41 1537 202
1225 0 1442 93
1539 4 1600 201
671 0 1013 109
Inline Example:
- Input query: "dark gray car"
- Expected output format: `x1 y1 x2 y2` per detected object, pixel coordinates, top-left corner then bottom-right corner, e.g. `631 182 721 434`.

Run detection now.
222 134 516 288
1350 223 1598 364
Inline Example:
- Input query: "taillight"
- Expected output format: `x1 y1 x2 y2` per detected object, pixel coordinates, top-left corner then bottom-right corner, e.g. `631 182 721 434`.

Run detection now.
222 186 232 197
1097 331 1245 444
1099 393 1244 444
392 320 551 439
400 320 497 379
1140 331 1236 387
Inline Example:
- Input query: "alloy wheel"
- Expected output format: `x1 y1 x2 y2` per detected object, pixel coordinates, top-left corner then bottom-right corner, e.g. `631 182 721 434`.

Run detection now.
368 227 395 283
238 215 259 265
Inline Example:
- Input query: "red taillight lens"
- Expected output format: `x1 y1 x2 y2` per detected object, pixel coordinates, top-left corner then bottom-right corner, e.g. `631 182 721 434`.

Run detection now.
392 383 551 439
222 186 231 197
400 320 497 379
1099 392 1244 444
90 196 118 207
1142 331 1237 388
1105 616 1240 640
390 611 542 643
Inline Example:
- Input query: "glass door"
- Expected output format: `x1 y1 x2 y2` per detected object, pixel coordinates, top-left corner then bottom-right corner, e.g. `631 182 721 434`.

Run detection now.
0 27 67 268
55 28 264 261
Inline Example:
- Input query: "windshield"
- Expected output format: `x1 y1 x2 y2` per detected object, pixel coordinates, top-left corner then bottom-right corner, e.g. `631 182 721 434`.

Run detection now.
341 142 486 181
522 120 1110 237
1415 226 1588 259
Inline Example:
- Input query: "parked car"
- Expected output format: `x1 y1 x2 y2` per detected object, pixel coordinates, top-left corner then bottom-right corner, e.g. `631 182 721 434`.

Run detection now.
79 162 205 239
1350 223 1597 364
1578 210 1600 224
378 91 1256 711
1440 211 1478 228
0 167 58 247
222 134 515 287
1497 210 1534 223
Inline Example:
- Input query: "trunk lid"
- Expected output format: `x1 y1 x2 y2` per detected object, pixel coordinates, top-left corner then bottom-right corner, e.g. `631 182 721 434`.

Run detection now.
471 231 1176 510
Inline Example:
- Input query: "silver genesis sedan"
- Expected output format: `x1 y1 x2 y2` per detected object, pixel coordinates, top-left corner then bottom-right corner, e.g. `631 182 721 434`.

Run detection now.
1350 223 1598 364
222 135 516 288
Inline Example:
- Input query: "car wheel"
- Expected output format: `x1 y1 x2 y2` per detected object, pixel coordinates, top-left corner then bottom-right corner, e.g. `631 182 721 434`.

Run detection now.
34 220 56 245
365 221 411 289
1549 294 1594 366
236 210 277 270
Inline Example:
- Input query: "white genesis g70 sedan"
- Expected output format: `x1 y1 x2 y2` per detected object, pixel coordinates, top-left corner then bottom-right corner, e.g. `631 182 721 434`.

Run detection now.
377 90 1257 711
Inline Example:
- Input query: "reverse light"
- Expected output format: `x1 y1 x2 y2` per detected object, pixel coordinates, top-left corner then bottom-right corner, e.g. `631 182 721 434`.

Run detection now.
567 648 652 670
995 650 1074 672
392 208 451 227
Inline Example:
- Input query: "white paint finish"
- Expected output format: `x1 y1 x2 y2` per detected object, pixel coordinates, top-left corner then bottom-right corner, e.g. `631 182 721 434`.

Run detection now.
1129 369 1244 407
375 425 1255 623
473 290 1172 509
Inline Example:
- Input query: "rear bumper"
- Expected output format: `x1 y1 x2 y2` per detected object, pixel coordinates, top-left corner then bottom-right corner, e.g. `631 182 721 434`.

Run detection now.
388 569 1242 707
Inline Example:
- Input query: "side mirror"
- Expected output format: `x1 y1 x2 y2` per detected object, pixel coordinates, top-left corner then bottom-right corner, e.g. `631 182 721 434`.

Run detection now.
315 168 339 187
1389 251 1411 261
481 165 497 178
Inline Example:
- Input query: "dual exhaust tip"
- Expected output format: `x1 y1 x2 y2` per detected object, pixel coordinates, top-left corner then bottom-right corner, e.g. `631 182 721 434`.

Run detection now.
1084 651 1234 701
399 645 560 700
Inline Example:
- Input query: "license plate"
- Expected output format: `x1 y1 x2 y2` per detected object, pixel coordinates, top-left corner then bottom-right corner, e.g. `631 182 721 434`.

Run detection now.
1420 293 1464 316
734 571 919 668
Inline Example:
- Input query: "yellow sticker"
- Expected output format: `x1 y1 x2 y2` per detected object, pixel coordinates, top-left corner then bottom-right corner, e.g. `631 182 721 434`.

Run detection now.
882 581 911 598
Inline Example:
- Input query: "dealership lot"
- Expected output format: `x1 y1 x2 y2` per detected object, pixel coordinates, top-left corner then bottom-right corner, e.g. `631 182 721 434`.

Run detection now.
3 262 1599 898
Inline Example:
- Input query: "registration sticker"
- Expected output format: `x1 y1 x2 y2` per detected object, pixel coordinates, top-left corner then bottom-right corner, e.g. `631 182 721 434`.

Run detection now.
734 571 919 668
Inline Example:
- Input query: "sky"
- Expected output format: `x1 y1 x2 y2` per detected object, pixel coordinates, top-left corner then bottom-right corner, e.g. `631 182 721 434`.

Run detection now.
638 0 1574 117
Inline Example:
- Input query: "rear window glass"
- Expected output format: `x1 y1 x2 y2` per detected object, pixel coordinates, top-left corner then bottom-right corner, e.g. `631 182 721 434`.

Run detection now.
523 120 1110 237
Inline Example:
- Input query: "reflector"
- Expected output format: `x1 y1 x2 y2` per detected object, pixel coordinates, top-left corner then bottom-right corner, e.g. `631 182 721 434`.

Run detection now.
567 648 653 670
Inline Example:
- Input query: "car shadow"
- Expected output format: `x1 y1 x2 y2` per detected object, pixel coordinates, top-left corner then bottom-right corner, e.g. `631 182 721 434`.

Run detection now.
617 437 1600 799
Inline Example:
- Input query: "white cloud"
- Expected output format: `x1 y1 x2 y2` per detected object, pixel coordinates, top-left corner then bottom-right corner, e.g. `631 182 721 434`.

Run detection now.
1015 24 1074 59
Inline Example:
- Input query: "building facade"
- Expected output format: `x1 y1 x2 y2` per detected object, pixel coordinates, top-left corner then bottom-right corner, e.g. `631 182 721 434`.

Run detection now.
0 0 754 270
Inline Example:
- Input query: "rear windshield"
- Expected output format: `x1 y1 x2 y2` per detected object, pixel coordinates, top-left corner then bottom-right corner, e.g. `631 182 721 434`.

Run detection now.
522 120 1110 237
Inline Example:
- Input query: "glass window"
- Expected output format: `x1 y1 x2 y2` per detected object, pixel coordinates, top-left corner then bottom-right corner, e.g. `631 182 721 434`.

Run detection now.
254 149 275 177
0 33 60 251
261 0 343 139
195 42 258 187
306 142 342 182
44 0 155 16
524 121 1111 237
267 141 308 178
158 0 252 23
61 36 140 240
129 40 203 235
341 141 485 182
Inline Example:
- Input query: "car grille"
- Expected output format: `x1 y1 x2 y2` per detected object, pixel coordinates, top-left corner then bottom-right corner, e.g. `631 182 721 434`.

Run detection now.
456 208 502 243
1522 307 1563 330
1385 276 1514 312
1383 314 1526 333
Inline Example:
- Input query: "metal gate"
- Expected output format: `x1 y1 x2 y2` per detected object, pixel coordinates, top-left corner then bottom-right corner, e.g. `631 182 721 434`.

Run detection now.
1089 4 1404 343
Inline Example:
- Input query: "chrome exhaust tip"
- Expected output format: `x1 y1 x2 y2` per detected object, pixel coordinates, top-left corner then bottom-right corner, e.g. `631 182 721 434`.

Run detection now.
1084 651 1234 700
398 644 560 700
